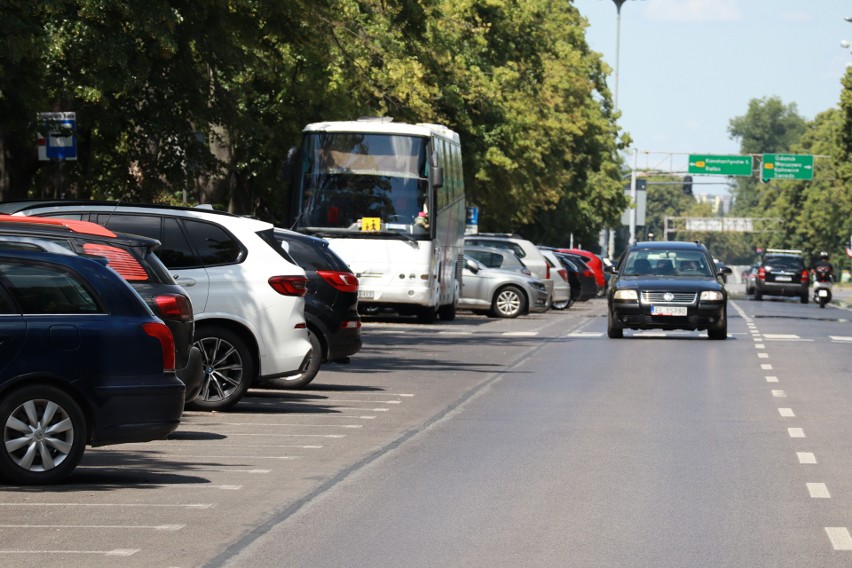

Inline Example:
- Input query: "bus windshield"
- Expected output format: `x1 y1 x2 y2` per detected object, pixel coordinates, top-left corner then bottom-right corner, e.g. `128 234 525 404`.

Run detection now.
297 133 431 237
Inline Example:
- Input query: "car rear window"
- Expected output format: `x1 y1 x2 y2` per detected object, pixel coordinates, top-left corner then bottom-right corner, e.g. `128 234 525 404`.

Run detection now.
281 236 349 272
82 243 150 281
764 256 802 270
0 261 101 314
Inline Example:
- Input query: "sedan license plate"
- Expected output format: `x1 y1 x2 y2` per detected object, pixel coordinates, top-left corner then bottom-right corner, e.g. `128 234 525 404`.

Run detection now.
358 290 375 299
651 305 687 316
775 276 792 282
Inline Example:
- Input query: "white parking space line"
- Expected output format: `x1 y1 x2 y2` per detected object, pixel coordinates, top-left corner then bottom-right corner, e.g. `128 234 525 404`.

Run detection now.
825 527 852 550
807 483 831 499
829 336 852 343
788 428 805 438
567 332 604 338
0 523 184 530
0 549 140 556
0 503 215 509
797 452 818 464
778 408 795 417
765 376 779 382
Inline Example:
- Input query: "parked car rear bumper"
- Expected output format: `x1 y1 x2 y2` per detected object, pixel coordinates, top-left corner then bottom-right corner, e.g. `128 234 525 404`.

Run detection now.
176 346 203 403
90 378 185 446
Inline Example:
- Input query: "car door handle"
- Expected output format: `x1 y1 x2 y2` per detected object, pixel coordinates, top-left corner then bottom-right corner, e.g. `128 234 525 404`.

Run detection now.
175 277 197 287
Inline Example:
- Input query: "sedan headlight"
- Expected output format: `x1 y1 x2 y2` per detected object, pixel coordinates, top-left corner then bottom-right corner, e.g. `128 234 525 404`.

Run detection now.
613 289 638 300
700 290 724 301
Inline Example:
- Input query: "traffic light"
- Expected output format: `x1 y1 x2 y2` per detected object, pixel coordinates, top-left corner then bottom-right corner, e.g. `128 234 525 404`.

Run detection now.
682 175 693 196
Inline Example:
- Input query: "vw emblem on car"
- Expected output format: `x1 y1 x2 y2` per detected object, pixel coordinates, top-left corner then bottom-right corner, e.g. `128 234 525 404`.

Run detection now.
664 292 674 302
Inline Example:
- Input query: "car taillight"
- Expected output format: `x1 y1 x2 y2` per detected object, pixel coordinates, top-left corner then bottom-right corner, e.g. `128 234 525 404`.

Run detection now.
153 294 193 323
801 269 809 283
339 320 361 330
557 268 568 281
317 270 359 293
758 267 766 280
545 264 551 279
143 321 176 372
583 269 593 278
269 275 309 296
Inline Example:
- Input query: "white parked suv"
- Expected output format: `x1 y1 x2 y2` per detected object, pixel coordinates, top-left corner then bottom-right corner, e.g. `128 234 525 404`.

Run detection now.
1 201 312 411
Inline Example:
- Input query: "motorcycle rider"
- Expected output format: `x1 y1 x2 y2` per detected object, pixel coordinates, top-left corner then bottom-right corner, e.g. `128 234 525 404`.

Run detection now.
813 251 834 283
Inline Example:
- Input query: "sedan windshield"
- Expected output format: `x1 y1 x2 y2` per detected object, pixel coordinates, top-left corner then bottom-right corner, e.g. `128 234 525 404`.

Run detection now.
622 249 714 277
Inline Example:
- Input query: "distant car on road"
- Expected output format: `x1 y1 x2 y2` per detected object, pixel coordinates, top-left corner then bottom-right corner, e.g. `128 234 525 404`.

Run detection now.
607 241 731 340
752 249 809 303
0 248 185 484
459 255 549 318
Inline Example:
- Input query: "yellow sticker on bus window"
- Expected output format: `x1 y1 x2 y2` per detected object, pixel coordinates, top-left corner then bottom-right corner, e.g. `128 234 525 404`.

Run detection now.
361 217 381 232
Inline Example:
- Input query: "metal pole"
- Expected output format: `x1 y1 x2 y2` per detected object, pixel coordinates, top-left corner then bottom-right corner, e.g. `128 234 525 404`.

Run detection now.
629 147 638 245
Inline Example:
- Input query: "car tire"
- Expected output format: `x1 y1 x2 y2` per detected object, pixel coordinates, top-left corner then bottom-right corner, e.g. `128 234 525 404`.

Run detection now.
262 329 322 390
188 325 255 411
551 298 571 310
438 302 457 321
492 286 526 318
708 308 728 340
607 309 624 339
0 385 87 485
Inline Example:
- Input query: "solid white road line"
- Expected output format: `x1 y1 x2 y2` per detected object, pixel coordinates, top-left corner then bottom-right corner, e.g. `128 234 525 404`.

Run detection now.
0 549 139 556
0 524 184 530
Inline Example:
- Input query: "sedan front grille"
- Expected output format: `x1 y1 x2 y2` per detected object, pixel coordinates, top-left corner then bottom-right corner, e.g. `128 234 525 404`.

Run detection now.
640 291 697 304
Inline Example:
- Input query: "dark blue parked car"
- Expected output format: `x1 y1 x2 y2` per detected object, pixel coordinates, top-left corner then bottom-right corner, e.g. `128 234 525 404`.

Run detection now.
0 249 185 484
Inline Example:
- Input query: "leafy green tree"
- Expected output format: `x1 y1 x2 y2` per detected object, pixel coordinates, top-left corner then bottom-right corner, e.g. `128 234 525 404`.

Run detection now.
727 96 806 214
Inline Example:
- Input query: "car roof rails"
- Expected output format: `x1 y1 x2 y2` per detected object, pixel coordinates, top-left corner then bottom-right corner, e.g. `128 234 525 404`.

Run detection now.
0 214 117 238
765 248 802 255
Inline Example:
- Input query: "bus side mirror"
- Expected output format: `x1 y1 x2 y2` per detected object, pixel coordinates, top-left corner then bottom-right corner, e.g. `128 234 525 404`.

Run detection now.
430 165 443 189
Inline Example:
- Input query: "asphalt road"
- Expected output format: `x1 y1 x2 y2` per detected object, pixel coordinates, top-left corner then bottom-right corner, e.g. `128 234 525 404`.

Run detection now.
0 291 850 567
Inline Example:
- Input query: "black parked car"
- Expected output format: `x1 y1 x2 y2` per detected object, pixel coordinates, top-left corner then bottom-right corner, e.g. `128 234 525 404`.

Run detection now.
0 249 185 484
0 215 202 402
607 241 732 340
265 228 362 388
554 251 597 302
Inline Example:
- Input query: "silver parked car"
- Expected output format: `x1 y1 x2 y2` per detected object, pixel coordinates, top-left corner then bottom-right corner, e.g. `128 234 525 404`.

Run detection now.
538 248 572 310
464 245 532 276
458 255 549 318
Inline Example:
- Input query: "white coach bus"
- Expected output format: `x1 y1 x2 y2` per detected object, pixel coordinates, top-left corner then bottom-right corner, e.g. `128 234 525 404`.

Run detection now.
288 118 466 322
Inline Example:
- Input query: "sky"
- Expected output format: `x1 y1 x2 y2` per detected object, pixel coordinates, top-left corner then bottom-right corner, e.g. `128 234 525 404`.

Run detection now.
574 0 852 194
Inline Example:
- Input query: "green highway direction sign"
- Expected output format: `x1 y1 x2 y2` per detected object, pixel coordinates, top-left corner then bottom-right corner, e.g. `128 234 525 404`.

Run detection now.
761 154 814 180
688 154 753 176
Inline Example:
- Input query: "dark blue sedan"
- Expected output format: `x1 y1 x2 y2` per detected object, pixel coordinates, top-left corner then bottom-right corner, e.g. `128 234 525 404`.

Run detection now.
0 249 185 484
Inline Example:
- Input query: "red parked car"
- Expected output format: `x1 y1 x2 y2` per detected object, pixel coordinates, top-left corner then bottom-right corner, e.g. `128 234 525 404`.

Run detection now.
556 249 605 293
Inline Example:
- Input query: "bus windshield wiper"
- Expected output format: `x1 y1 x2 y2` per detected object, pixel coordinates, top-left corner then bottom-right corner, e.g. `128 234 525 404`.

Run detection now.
302 227 420 246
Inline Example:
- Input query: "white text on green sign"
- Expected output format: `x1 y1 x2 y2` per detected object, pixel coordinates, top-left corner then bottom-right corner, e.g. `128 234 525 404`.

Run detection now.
761 154 814 180
688 155 753 176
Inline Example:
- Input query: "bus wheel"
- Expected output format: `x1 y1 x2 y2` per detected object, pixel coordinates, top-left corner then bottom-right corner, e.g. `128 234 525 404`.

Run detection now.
417 306 437 323
438 303 456 321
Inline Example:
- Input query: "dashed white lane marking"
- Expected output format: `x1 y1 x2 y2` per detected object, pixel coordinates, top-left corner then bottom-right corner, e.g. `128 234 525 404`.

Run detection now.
825 527 852 550
567 332 604 337
0 549 139 556
503 331 539 336
788 428 805 438
797 452 818 464
755 344 765 349
439 331 473 335
765 376 779 382
772 390 786 398
829 336 852 343
807 483 831 499
761 364 774 370
758 353 769 359
778 408 795 417
763 334 799 339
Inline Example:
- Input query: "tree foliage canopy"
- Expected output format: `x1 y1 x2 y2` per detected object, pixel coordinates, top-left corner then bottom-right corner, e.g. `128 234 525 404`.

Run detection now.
0 0 627 247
